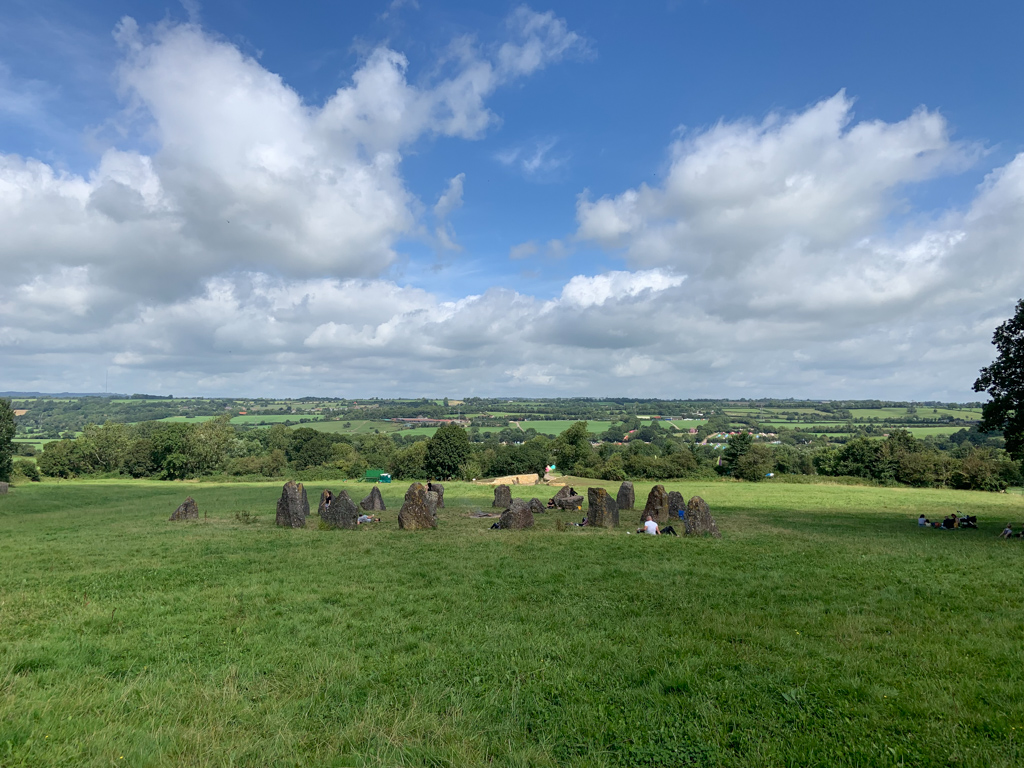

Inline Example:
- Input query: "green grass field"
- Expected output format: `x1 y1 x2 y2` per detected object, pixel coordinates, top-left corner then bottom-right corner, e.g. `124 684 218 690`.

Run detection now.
846 407 983 421
2 479 1024 766
288 420 407 435
154 415 218 423
230 414 323 425
520 420 614 435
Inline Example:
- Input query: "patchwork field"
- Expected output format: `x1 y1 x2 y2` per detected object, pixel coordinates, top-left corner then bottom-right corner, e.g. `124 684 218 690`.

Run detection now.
2 479 1023 767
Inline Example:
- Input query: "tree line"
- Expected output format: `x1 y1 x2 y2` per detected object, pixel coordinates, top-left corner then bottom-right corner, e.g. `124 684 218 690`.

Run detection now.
5 415 1016 492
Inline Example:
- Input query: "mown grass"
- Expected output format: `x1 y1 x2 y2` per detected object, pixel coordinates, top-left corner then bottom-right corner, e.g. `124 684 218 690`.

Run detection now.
2 480 1024 767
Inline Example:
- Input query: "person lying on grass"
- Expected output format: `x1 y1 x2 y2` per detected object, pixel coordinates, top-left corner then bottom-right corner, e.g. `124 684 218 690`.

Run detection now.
638 514 679 537
357 514 381 524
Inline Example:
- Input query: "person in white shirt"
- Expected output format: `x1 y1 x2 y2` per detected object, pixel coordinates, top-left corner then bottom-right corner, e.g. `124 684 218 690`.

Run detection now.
643 515 660 535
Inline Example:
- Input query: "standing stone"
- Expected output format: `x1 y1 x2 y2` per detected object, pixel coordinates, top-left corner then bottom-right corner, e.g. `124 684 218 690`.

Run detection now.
528 497 546 516
399 483 438 530
587 487 619 528
643 485 670 524
616 481 635 511
317 489 333 518
359 485 386 511
276 480 309 528
667 491 686 520
0 482 8 495
553 485 585 510
321 489 358 529
427 482 445 508
685 496 721 538
169 496 198 521
498 498 535 529
493 484 512 508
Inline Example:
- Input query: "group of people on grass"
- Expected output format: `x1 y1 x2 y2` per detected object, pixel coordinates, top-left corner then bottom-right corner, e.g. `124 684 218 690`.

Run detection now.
918 513 978 530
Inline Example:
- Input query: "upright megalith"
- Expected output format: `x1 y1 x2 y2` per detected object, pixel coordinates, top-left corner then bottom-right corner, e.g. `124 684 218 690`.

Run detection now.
276 481 309 528
493 484 512 508
498 498 535 529
321 489 358 529
667 491 686 520
399 483 438 530
587 487 619 528
616 481 635 511
685 496 721 538
359 486 386 512
0 482 8 495
553 485 585 510
427 482 445 508
643 485 670 524
529 497 546 516
169 496 198 521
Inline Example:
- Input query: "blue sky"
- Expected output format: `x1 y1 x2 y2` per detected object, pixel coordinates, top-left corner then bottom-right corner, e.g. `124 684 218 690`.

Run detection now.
1 0 1022 399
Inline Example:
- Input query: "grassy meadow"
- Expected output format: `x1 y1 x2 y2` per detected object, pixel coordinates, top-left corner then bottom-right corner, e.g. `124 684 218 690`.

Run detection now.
2 479 1024 767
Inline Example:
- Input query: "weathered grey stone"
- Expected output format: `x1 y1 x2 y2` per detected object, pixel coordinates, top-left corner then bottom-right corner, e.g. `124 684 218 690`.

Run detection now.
616 481 635 511
493 484 512 508
169 496 198 521
0 482 8 495
667 491 685 520
587 487 619 528
553 485 585 510
528 497 546 516
643 484 670 524
317 489 333 517
399 482 438 530
498 498 535 529
427 491 439 508
321 489 358 529
427 482 445 508
359 485 386 511
276 480 309 528
685 495 721 538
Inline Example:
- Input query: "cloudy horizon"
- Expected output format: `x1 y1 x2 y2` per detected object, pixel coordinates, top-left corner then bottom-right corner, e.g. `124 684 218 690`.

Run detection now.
1 1 1022 401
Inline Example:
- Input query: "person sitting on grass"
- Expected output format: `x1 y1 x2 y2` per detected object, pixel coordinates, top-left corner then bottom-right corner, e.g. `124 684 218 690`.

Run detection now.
546 498 556 509
638 514 679 537
999 523 1013 539
918 514 927 526
942 515 956 530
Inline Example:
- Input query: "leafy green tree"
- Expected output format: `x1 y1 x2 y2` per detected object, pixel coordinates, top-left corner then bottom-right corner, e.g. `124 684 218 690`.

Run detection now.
287 428 338 470
37 439 82 478
0 399 14 483
14 458 41 482
722 432 753 474
734 443 775 481
390 440 428 480
551 421 596 474
975 298 1024 460
359 433 397 469
425 423 471 479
